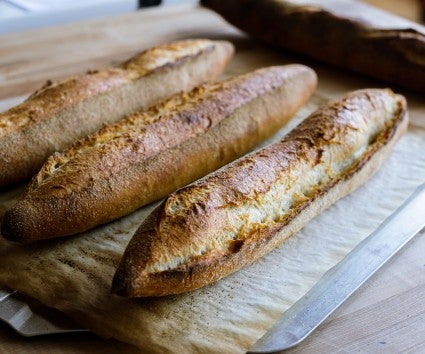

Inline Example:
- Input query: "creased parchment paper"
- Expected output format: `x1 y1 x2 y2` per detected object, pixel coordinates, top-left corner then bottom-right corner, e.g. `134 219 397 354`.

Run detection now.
0 93 424 354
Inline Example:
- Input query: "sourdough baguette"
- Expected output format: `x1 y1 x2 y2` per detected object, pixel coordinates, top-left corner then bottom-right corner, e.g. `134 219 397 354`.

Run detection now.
112 88 408 297
0 39 233 186
1 64 317 242
202 0 425 93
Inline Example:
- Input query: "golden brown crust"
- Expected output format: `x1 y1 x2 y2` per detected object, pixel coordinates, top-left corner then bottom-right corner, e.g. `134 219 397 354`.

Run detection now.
202 0 425 92
0 40 218 137
112 88 408 297
1 64 317 242
0 39 233 186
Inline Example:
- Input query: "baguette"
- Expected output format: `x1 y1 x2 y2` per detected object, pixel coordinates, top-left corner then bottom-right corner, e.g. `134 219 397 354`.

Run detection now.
112 88 408 297
0 39 234 186
1 64 317 242
202 0 425 93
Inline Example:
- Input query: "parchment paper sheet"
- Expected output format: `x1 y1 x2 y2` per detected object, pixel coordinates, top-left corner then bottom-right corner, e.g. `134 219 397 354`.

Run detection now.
0 92 424 353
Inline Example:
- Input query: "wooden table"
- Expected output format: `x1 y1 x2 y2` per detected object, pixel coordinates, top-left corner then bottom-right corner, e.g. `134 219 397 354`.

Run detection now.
0 1 424 353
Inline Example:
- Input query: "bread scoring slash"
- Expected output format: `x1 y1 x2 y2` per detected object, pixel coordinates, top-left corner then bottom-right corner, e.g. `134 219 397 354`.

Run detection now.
1 64 317 242
112 88 408 297
0 39 234 186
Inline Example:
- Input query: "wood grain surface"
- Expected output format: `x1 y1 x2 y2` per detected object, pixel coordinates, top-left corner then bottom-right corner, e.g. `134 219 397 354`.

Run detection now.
0 1 424 353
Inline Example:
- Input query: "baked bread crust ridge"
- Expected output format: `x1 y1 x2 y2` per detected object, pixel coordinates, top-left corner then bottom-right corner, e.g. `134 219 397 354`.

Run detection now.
0 39 234 185
112 88 408 297
1 64 317 241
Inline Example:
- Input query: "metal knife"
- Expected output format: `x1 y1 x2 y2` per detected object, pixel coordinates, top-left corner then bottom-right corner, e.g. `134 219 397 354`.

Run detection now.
250 182 425 353
0 288 88 336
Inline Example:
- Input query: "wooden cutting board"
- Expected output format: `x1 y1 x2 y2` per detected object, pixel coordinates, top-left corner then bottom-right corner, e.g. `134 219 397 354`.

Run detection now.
0 1 424 353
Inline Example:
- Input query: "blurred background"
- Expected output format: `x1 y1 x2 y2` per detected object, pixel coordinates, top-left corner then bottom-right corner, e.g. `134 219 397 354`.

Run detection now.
0 0 197 34
0 0 423 35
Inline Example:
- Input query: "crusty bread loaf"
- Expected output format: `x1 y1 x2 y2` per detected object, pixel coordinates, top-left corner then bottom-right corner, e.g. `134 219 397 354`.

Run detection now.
1 64 317 242
202 0 425 93
0 39 234 186
112 88 408 297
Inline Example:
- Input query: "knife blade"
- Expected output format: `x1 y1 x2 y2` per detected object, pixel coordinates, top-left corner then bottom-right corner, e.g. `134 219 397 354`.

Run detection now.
250 182 425 353
0 288 88 336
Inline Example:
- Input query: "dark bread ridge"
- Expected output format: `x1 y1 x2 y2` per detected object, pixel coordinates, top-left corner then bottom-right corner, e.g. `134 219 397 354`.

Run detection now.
202 0 425 92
